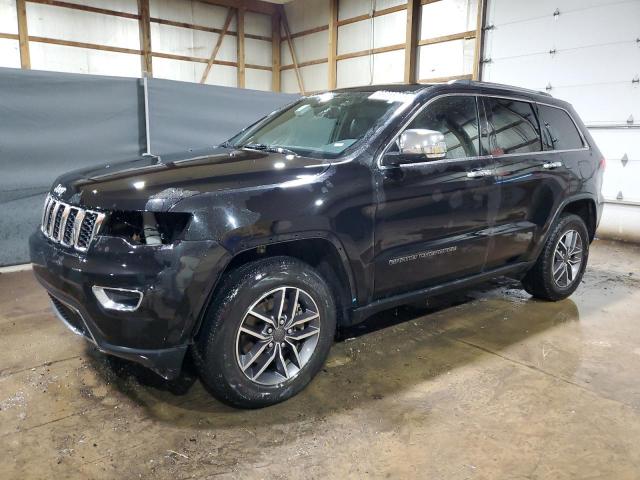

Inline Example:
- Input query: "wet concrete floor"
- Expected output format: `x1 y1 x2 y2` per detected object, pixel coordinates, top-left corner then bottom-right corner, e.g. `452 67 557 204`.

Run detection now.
1 239 640 479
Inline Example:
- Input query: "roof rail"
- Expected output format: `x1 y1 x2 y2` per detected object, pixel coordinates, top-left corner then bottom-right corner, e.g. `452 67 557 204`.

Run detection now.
446 79 553 97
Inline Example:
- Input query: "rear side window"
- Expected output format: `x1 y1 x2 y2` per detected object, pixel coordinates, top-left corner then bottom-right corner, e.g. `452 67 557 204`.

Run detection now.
483 97 541 155
399 95 480 159
537 104 585 151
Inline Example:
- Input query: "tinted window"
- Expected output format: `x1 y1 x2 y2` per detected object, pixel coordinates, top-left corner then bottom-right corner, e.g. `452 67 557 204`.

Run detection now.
538 104 584 151
484 98 541 155
398 95 480 159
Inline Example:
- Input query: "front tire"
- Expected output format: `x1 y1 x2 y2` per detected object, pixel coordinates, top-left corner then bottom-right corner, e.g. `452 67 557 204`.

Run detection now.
522 213 589 301
194 256 336 408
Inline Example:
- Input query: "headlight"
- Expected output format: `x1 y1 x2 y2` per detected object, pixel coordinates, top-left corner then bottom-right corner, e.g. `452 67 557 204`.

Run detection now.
103 211 191 245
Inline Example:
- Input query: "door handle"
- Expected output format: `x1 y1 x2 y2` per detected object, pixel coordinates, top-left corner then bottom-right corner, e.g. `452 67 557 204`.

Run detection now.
467 169 492 178
543 161 563 169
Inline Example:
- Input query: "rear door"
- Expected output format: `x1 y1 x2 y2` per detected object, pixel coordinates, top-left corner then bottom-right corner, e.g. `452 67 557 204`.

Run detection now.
372 94 498 299
482 96 575 269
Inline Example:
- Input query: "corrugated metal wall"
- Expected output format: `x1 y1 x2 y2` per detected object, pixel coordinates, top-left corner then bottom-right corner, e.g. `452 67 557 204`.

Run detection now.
482 0 640 241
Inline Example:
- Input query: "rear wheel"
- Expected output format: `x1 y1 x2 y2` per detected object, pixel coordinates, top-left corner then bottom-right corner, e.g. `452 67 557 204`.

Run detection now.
522 213 589 301
193 256 336 408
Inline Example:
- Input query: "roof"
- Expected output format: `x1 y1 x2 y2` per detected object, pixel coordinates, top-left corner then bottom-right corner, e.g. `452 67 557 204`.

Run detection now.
330 80 552 99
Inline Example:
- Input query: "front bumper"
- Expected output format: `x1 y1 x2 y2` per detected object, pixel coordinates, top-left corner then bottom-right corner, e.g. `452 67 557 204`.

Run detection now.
29 230 227 379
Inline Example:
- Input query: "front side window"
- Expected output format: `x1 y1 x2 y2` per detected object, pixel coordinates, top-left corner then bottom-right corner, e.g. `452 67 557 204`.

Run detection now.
537 104 585 151
391 95 480 159
227 91 413 159
484 98 541 156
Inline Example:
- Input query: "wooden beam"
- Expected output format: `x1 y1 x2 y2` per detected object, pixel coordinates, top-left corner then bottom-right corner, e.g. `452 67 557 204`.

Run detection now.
279 5 304 94
200 7 234 83
404 0 420 83
16 0 30 68
137 0 152 76
27 0 139 20
418 30 475 47
237 8 245 88
0 32 19 40
271 11 280 91
472 0 487 80
337 4 406 27
283 24 328 41
328 0 337 89
336 43 405 62
149 17 270 42
281 57 327 71
29 36 141 55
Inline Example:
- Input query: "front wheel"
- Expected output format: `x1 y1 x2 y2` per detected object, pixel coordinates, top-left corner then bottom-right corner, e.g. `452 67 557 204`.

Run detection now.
193 256 336 408
522 213 589 301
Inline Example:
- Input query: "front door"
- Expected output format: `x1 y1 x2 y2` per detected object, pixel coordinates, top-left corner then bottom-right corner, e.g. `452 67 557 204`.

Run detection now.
372 94 499 300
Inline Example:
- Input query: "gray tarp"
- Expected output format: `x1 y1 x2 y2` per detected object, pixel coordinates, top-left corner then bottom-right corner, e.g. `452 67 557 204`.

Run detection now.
0 67 297 266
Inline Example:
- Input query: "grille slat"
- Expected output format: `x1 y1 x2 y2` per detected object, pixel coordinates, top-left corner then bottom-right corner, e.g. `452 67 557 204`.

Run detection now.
41 195 105 252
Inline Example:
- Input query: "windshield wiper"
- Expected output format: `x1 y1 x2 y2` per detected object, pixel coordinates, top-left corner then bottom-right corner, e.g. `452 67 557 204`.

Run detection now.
241 143 299 157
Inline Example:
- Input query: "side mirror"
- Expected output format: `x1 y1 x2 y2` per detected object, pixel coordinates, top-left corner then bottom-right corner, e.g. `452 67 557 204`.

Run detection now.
398 129 447 159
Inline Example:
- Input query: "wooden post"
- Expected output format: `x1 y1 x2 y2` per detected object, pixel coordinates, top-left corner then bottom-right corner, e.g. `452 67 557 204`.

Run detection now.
472 0 487 81
279 5 304 94
271 11 281 91
237 8 246 88
16 0 30 69
328 0 338 89
404 0 420 83
201 8 234 83
137 0 153 76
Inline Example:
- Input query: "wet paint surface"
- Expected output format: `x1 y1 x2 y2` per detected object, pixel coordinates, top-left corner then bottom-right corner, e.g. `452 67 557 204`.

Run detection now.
2 239 640 478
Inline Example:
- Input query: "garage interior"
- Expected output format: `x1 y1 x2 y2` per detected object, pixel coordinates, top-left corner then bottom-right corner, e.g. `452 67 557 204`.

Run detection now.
1 0 640 478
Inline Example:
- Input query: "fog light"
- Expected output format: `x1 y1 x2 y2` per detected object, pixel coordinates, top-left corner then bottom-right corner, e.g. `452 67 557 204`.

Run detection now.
92 286 143 312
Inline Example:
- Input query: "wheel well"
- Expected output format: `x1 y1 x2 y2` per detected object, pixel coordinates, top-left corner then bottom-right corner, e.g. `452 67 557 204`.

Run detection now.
562 198 597 241
219 238 353 325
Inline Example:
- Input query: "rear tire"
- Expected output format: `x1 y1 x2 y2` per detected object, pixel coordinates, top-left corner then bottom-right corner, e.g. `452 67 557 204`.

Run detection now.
193 256 336 408
522 213 589 301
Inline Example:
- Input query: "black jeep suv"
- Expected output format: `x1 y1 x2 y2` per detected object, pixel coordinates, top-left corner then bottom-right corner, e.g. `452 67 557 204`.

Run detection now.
30 81 604 408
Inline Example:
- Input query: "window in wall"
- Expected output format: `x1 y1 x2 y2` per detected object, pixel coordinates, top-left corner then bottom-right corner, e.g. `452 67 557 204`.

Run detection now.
483 98 541 156
395 95 480 159
537 104 585 151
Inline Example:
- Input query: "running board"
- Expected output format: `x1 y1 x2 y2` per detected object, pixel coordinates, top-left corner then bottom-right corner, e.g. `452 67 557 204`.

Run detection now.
348 262 532 325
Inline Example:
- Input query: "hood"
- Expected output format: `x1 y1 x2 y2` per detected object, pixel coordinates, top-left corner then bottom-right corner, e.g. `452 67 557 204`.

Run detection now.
51 146 331 211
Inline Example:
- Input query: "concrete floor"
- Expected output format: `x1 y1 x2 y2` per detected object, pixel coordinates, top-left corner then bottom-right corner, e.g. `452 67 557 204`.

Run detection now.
1 239 640 479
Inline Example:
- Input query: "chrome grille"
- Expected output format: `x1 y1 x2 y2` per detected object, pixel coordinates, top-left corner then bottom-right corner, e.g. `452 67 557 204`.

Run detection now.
41 195 106 252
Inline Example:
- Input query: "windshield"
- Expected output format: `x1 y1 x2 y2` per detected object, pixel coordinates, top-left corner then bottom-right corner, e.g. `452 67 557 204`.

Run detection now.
226 91 415 159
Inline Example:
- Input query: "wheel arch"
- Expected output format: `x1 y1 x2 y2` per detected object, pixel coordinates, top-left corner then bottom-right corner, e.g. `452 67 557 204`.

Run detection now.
193 234 357 339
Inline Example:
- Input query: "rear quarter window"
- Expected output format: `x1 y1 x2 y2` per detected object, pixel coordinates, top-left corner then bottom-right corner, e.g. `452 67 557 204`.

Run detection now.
537 104 585 151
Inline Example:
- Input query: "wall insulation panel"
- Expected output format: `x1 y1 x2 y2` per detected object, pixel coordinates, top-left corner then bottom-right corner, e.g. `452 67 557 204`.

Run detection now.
149 0 237 32
338 0 406 20
418 38 474 80
420 0 478 40
245 68 272 91
0 39 20 69
0 0 18 34
281 62 328 93
336 49 405 88
337 10 406 56
283 0 329 33
29 42 141 77
244 11 271 37
281 30 328 66
26 3 140 49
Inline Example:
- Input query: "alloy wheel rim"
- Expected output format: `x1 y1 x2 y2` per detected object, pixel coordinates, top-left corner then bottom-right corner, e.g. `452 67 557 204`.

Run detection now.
552 229 583 288
235 286 321 386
